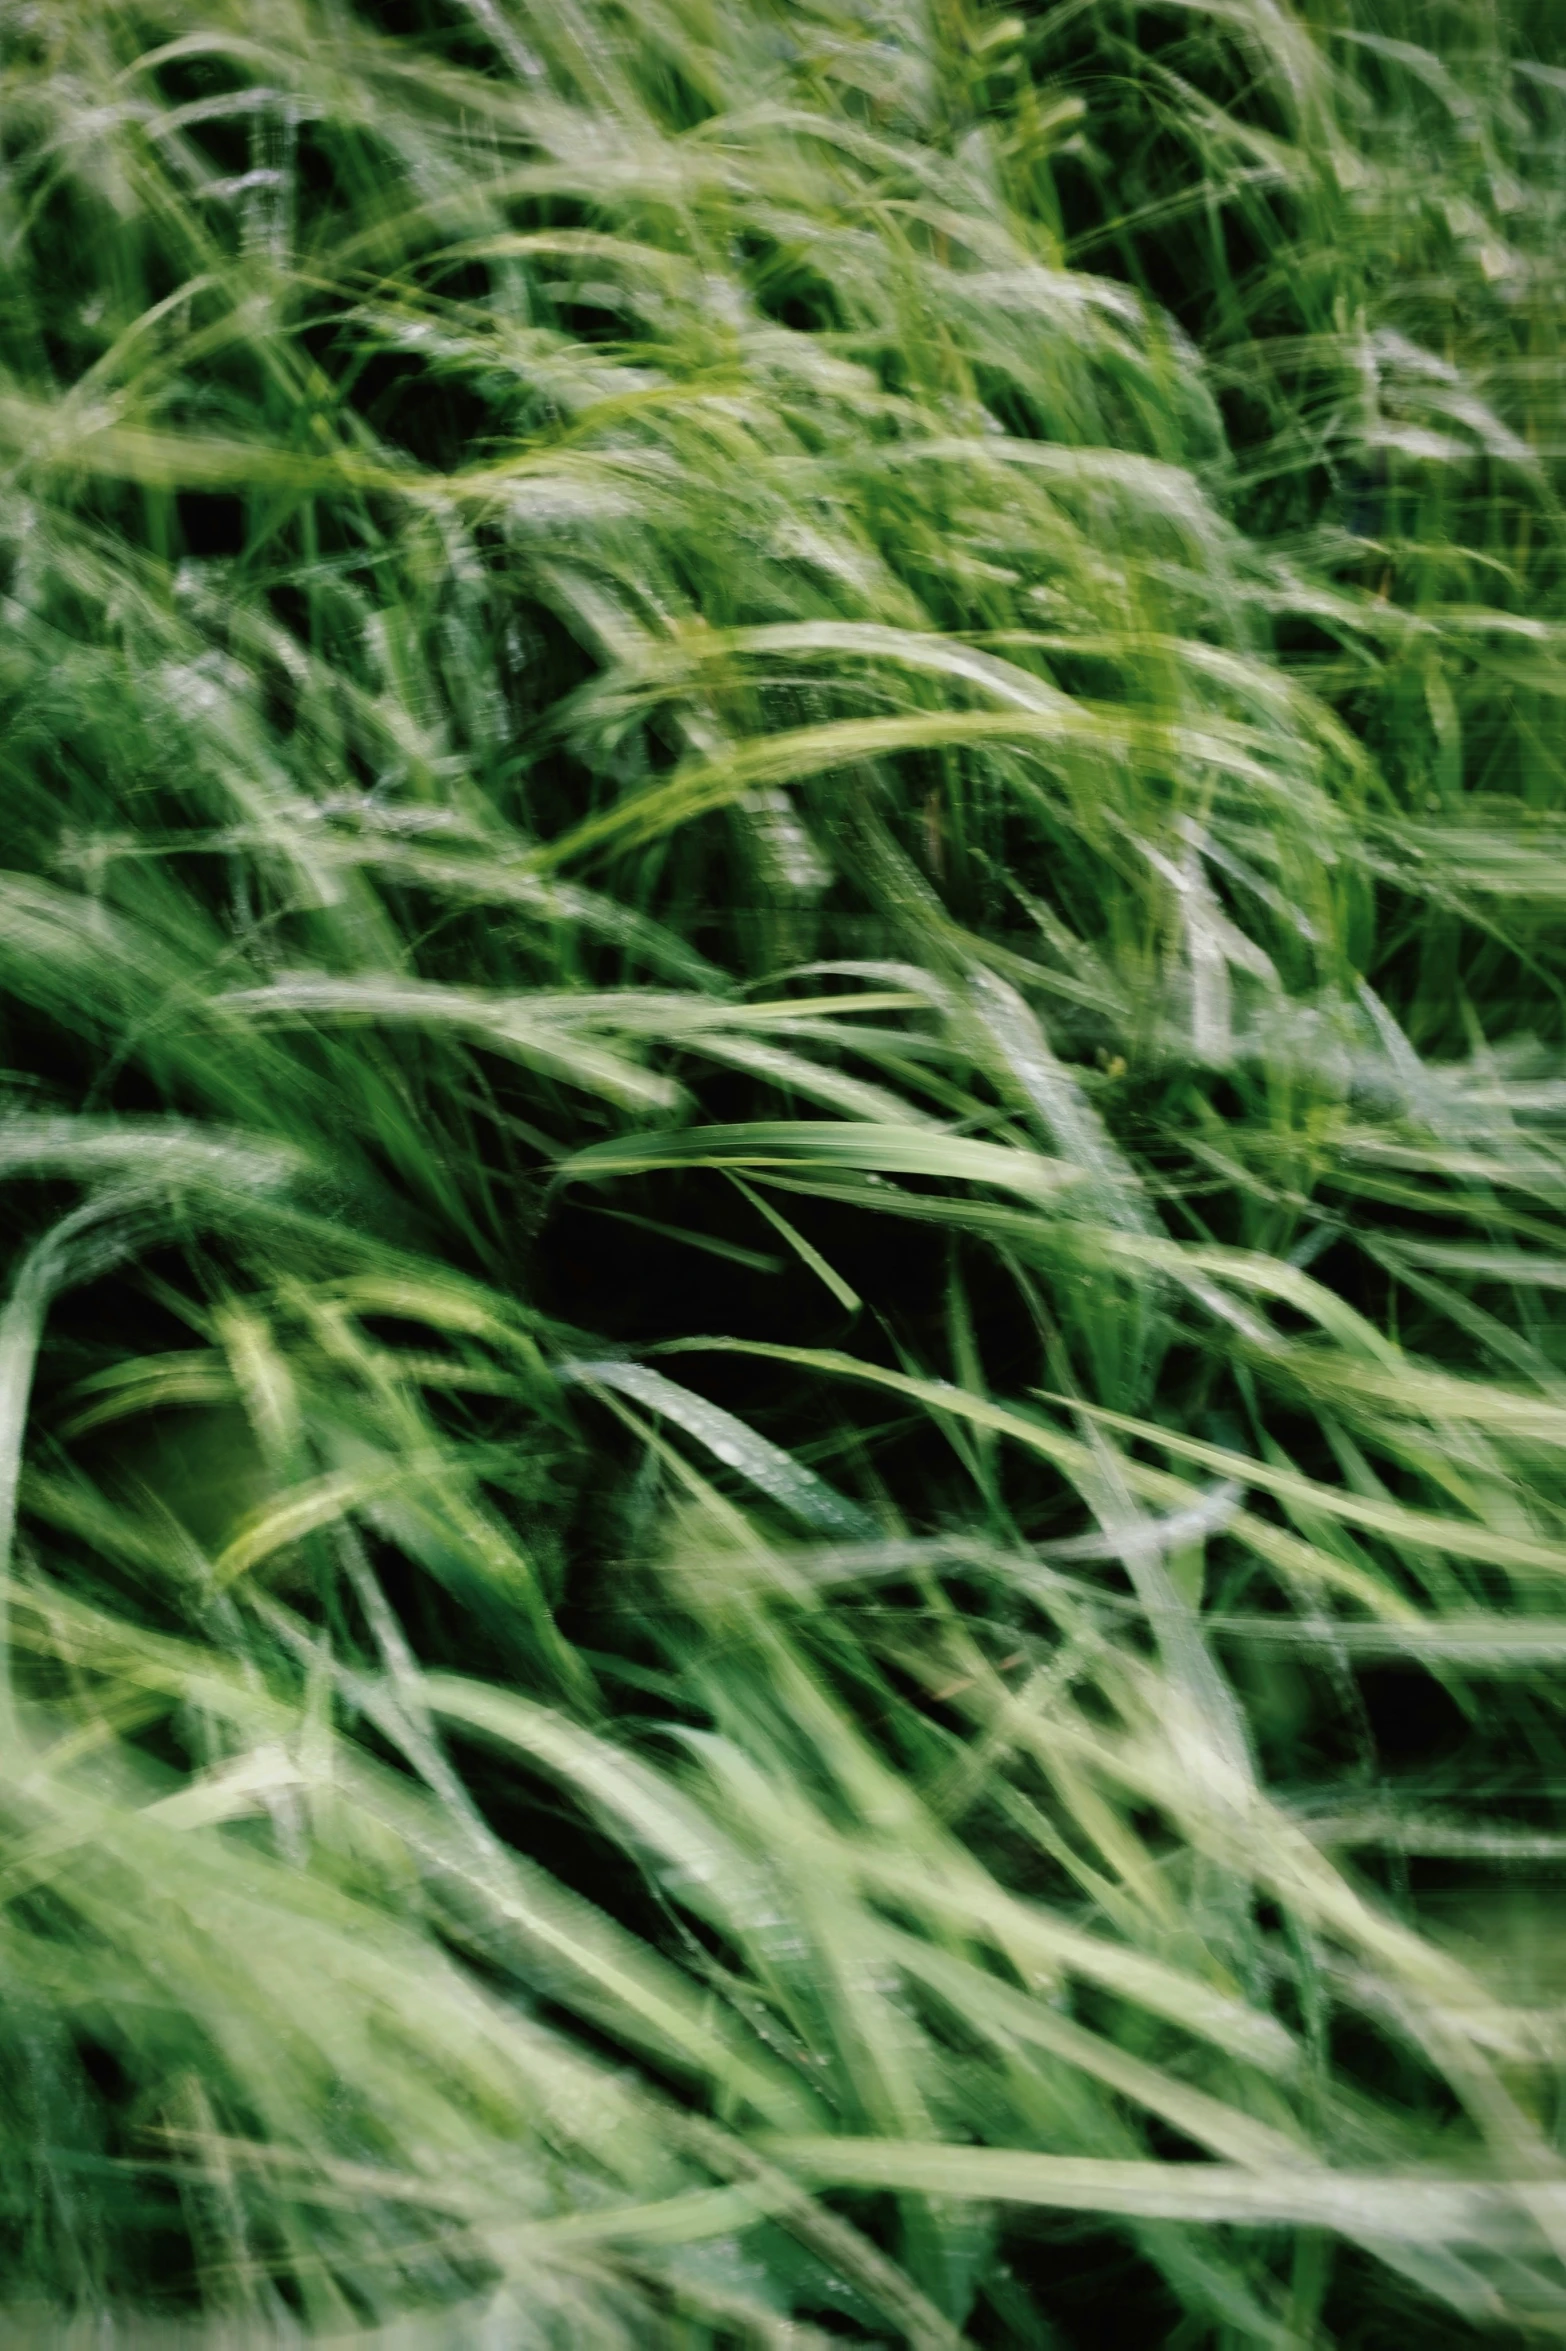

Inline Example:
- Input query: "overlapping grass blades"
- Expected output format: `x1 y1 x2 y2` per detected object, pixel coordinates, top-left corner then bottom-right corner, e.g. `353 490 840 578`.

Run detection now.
3 0 1566 2339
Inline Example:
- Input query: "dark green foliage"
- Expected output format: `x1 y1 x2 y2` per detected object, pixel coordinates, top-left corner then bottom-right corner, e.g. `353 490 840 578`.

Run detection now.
2 0 1566 2340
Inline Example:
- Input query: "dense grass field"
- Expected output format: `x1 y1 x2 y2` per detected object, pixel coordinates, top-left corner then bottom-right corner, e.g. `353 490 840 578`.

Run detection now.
5 0 1566 2339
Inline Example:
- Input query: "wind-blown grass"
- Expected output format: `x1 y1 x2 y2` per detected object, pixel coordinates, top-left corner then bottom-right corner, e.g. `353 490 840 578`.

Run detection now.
2 0 1566 2339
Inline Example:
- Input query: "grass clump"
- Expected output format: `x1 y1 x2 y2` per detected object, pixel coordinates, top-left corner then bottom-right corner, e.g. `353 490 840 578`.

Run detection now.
3 0 1566 2339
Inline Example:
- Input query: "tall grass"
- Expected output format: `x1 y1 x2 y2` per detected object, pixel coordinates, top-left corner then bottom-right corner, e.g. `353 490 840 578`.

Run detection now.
3 0 1566 2338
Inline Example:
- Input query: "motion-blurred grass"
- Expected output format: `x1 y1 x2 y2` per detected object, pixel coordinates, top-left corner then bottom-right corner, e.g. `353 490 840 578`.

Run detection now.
3 0 1566 2339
